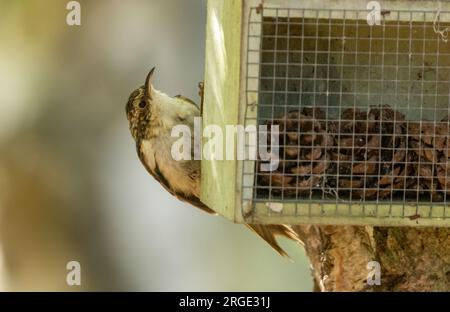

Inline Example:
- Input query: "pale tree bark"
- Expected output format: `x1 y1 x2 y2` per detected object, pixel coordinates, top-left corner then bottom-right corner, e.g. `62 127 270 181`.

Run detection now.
293 225 450 291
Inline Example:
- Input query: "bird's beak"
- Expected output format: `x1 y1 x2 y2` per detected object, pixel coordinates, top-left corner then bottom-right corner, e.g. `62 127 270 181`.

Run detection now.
145 67 155 99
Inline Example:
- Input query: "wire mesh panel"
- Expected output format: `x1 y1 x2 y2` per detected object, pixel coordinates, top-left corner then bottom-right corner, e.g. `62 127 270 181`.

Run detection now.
242 6 450 224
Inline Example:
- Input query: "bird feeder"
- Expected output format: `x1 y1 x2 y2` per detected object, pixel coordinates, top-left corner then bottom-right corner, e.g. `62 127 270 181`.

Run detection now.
201 0 450 226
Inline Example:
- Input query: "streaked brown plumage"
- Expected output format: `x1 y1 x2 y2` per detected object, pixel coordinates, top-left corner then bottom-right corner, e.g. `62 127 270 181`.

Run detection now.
125 68 302 257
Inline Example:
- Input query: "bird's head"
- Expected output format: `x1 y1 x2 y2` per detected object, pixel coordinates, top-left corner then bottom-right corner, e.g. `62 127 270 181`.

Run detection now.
126 67 156 141
126 67 199 142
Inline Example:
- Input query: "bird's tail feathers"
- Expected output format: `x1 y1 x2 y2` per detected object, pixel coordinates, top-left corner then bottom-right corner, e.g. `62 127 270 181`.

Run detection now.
246 224 304 259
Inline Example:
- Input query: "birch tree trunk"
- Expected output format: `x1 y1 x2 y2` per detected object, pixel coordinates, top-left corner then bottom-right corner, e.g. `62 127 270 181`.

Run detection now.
293 225 450 291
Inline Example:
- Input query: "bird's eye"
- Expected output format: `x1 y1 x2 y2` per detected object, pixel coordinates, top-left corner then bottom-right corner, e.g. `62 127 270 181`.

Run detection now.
138 100 147 108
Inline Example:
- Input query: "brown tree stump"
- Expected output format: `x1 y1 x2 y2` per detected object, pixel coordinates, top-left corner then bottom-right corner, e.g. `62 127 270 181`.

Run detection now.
294 225 450 291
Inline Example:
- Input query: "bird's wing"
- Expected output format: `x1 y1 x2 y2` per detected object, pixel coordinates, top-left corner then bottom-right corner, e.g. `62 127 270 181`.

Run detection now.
178 193 217 215
174 95 197 107
136 142 216 215
246 224 304 258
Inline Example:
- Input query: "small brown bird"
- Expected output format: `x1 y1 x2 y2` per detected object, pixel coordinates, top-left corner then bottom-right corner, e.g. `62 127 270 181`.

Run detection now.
125 67 302 257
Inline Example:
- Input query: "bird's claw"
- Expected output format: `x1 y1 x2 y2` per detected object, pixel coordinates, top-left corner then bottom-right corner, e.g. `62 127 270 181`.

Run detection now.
198 81 204 98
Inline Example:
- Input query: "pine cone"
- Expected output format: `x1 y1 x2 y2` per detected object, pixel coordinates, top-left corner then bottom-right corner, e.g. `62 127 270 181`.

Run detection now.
408 118 450 201
329 106 408 200
257 107 333 198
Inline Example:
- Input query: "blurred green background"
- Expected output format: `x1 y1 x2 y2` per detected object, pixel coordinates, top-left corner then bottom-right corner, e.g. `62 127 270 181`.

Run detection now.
0 0 312 291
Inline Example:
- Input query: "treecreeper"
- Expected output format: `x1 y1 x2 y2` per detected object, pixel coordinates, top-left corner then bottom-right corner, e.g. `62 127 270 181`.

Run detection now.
125 68 303 258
